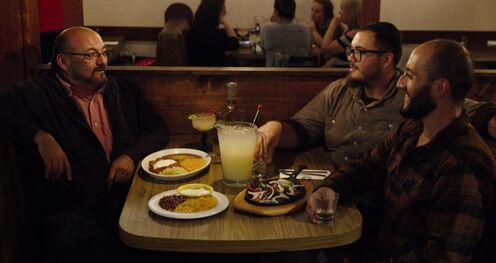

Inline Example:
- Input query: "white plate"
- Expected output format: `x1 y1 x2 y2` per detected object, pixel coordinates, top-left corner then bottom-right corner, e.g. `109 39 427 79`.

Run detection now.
148 190 229 219
141 148 211 181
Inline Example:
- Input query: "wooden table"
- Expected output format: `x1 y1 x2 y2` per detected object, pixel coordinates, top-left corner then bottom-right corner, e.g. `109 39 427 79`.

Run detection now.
228 46 266 67
119 135 362 253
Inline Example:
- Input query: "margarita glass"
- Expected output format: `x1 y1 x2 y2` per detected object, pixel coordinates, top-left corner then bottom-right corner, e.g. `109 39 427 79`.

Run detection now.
189 113 216 152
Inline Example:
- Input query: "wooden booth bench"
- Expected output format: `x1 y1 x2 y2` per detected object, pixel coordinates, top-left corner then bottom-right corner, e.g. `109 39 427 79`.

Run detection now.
1 67 496 262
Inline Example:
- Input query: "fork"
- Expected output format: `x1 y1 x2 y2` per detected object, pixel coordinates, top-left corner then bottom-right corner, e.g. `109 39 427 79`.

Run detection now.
279 169 329 177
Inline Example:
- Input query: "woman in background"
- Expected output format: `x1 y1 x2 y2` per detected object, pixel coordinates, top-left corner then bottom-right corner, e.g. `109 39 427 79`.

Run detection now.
308 0 342 48
320 0 362 67
187 0 239 66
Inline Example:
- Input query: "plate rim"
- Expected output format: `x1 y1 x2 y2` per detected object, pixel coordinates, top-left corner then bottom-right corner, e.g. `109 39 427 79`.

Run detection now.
141 148 211 181
148 190 229 219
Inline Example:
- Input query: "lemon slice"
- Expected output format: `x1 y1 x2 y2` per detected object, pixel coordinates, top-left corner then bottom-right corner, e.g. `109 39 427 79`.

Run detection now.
188 114 198 120
176 183 213 197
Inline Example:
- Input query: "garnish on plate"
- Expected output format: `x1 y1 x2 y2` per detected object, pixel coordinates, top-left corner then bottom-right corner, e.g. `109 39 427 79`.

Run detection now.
245 178 306 206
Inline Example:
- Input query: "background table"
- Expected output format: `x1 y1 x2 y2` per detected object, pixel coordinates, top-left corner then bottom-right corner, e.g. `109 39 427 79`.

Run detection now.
119 135 362 253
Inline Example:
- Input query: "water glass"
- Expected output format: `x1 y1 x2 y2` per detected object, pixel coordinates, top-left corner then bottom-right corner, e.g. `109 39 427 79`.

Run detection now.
315 192 339 224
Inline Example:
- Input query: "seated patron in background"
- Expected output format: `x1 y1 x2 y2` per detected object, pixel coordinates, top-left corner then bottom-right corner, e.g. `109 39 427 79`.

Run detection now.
307 39 496 262
155 3 193 66
321 0 363 67
308 0 343 64
260 0 312 66
0 27 169 262
187 0 239 66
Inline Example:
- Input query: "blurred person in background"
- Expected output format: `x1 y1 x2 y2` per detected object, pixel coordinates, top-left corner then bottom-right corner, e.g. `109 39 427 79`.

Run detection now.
308 0 343 64
187 0 239 66
260 0 312 66
321 0 363 67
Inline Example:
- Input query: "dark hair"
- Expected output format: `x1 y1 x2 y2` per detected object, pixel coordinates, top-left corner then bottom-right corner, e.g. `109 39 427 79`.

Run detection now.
313 0 334 22
50 30 70 73
359 21 402 66
274 0 296 20
426 39 474 103
192 0 225 28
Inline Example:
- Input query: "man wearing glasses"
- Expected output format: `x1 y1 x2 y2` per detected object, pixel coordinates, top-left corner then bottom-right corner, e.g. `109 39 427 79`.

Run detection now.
258 21 495 168
257 22 495 260
0 27 168 262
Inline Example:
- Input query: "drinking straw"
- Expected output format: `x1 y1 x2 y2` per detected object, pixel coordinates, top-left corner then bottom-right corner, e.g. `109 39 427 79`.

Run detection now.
252 104 263 124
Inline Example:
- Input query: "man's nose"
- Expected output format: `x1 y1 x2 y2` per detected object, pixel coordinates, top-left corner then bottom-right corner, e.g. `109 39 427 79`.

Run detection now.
396 75 406 89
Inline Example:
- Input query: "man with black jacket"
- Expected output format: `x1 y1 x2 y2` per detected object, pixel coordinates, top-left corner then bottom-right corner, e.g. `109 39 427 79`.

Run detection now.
0 27 168 262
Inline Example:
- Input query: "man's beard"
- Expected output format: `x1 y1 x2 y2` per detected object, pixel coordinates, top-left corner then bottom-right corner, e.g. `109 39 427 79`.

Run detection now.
345 63 382 88
399 82 437 120
75 68 108 88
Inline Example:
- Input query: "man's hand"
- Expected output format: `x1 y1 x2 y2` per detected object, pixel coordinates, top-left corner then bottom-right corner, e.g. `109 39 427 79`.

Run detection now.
306 187 337 224
34 130 72 181
256 121 283 163
488 116 496 140
106 154 135 188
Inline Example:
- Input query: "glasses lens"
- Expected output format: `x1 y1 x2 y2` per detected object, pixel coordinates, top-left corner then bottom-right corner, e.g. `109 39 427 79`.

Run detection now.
346 48 361 61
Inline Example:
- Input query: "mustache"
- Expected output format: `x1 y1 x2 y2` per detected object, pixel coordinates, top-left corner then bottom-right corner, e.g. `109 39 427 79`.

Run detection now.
93 66 106 72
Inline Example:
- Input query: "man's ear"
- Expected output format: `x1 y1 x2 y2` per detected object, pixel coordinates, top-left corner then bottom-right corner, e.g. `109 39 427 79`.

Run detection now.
382 52 394 69
432 78 450 98
56 54 69 72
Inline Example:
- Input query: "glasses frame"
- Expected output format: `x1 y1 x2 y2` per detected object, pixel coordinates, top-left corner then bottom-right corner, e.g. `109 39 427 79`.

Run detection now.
345 47 389 62
60 50 108 61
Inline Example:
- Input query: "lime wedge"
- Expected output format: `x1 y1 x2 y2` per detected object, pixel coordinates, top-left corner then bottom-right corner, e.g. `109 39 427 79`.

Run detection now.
188 114 198 120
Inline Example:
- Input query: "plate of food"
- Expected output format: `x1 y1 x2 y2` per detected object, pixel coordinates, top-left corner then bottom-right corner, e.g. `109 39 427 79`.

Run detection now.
245 178 306 206
148 187 229 219
141 148 211 181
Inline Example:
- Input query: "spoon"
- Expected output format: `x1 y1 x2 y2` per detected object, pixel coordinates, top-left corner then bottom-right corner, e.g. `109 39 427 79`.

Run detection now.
288 164 307 182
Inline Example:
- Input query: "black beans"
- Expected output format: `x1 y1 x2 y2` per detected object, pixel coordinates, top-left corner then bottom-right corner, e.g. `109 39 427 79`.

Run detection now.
159 195 187 211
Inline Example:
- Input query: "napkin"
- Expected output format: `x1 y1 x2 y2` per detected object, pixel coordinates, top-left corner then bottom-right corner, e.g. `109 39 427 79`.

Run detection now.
278 169 331 180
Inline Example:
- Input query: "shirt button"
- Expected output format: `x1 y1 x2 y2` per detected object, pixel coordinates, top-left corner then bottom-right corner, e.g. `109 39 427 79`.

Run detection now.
344 156 349 161
363 108 368 112
94 122 98 127
353 141 358 145
331 119 336 124
358 126 362 130
388 124 393 129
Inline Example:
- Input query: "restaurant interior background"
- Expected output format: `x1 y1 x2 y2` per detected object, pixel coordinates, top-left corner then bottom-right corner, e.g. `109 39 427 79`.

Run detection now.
81 0 496 61
1 1 496 262
1 0 495 88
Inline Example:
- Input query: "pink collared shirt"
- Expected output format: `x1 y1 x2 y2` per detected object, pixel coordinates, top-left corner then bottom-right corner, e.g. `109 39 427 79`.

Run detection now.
57 75 113 160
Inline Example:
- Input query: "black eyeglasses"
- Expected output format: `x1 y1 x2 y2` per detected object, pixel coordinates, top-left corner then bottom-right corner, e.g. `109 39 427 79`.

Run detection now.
60 50 108 61
345 47 389 62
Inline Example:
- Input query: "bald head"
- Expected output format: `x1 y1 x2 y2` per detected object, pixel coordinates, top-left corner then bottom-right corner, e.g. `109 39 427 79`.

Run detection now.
51 27 103 72
415 39 474 103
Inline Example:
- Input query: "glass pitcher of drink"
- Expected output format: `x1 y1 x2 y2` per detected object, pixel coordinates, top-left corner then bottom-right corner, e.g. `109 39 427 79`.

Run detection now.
215 121 261 187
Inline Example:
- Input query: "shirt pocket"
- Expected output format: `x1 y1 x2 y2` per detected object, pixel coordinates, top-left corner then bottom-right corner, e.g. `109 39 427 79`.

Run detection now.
398 175 431 209
374 120 395 132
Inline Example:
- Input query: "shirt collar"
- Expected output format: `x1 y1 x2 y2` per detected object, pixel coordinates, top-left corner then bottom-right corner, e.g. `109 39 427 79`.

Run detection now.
405 110 469 149
55 73 106 98
429 110 469 147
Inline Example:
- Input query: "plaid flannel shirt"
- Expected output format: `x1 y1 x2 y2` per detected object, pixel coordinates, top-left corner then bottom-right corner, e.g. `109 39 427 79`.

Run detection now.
321 112 496 262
